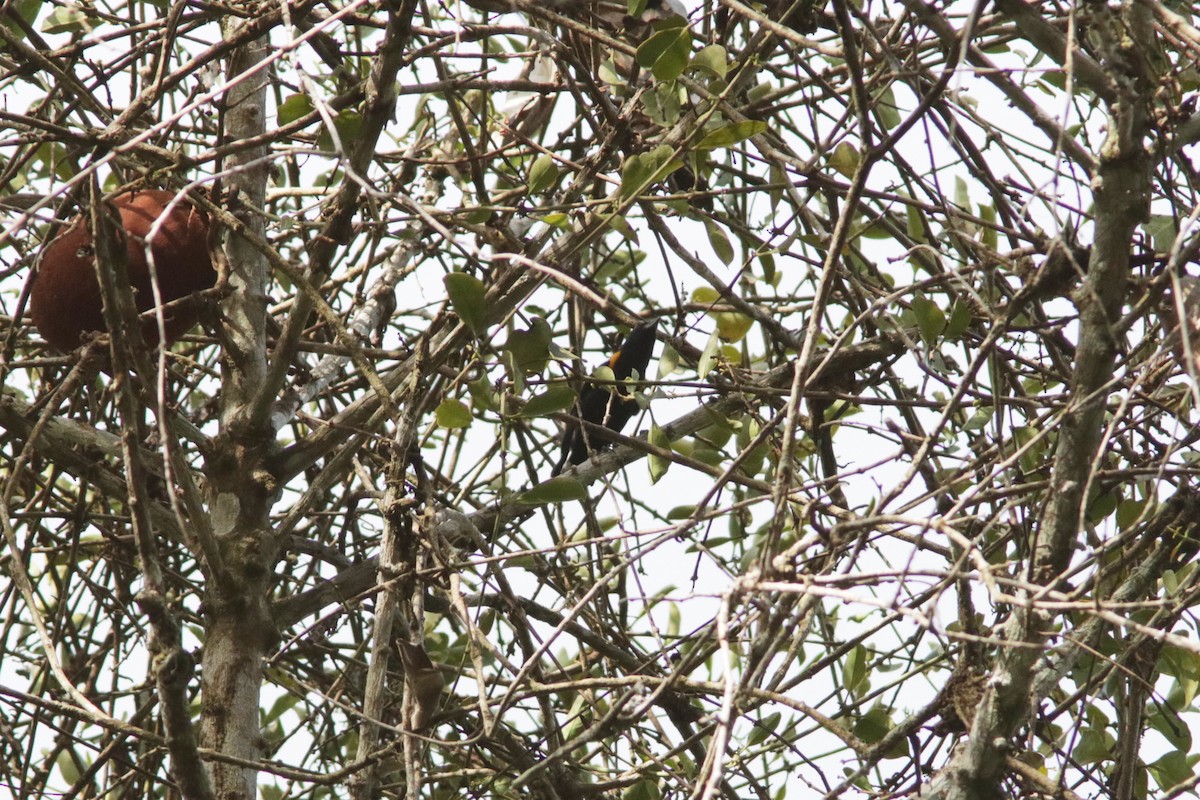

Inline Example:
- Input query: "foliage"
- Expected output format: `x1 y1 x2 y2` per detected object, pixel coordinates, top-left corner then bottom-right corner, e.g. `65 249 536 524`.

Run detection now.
1 0 1200 798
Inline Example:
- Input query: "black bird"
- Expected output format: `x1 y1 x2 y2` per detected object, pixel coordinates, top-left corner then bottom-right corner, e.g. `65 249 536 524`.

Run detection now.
552 320 658 476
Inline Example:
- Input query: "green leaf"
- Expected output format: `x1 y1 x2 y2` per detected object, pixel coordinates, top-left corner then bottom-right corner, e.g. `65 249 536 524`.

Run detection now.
505 351 526 396
1144 215 1179 252
1041 71 1067 92
644 81 682 127
843 644 870 697
505 318 553 374
636 24 692 81
444 272 488 336
1012 426 1047 474
979 202 997 249
435 399 473 429
606 212 640 242
768 162 786 206
519 384 577 418
855 708 908 759
954 175 970 212
623 777 661 800
759 252 777 285
657 342 680 378
278 94 314 126
1115 498 1147 530
562 693 589 741
690 44 728 78
715 311 752 342
697 330 720 378
648 423 670 483
705 219 735 265
42 5 92 34
1148 751 1192 793
460 206 493 224
56 751 81 785
1147 699 1193 750
317 108 364 151
263 690 302 725
944 297 973 340
828 141 860 179
1159 644 1200 681
911 293 946 343
747 711 781 746
598 59 623 88
537 212 570 228
699 409 735 448
620 145 680 200
874 85 902 130
1162 568 1180 597
859 217 893 240
737 419 767 478
1 0 39 34
468 375 500 413
1072 726 1115 764
527 153 559 193
963 407 992 431
518 477 587 504
696 120 767 151
905 196 927 243
666 601 681 637
852 707 891 745
1085 488 1119 524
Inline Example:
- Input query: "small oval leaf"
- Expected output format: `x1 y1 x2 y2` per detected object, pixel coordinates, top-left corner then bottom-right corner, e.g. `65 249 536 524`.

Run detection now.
636 25 692 81
444 272 488 336
705 219 735 265
505 318 554 375
528 153 559 193
697 330 720 378
648 423 670 483
828 141 861 178
690 43 728 78
434 399 473 429
696 120 767 151
278 94 314 127
620 145 681 200
715 311 753 343
519 384 578 418
519 477 588 504
911 293 946 343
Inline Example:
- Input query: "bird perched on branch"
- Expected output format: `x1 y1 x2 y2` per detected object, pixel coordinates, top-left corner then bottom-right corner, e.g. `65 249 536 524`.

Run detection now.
552 320 658 476
29 188 216 352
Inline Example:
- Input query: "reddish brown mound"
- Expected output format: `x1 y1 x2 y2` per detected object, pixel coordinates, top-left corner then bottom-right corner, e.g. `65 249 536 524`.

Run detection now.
31 189 216 352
